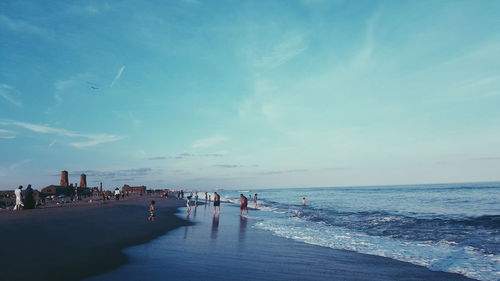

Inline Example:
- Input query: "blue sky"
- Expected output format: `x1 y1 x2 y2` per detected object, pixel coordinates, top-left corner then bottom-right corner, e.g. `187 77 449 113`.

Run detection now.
1 0 499 190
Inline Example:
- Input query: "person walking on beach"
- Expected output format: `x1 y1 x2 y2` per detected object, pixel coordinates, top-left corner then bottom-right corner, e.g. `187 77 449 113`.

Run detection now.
239 194 249 216
213 192 220 214
302 197 307 206
186 194 192 213
148 200 156 221
13 185 23 210
194 192 199 207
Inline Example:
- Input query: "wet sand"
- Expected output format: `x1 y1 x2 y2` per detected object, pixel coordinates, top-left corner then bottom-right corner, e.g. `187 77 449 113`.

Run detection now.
0 196 187 281
87 202 477 281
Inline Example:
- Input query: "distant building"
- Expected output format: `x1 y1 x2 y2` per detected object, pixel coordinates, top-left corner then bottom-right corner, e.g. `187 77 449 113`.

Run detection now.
41 185 92 197
122 185 146 194
41 185 74 196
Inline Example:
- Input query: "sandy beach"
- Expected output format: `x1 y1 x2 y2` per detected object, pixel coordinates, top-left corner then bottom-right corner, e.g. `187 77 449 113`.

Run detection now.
0 196 187 281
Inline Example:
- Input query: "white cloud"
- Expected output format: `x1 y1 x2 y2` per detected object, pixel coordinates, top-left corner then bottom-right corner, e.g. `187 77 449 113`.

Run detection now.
70 134 124 148
192 136 227 148
0 120 124 148
0 84 22 107
0 129 16 139
110 65 126 88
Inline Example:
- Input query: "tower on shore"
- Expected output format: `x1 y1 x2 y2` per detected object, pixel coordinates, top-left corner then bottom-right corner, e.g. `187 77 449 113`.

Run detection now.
60 171 69 187
80 174 87 188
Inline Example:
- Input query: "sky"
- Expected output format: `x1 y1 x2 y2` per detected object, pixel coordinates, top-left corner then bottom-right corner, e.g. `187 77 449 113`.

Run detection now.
1 0 500 190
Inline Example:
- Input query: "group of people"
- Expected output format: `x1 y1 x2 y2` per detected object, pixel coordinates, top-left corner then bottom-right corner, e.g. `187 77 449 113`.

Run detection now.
147 190 307 221
184 191 221 214
13 185 36 210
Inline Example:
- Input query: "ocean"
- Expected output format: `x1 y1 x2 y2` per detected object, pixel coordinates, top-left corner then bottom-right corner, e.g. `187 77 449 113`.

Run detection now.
221 182 500 281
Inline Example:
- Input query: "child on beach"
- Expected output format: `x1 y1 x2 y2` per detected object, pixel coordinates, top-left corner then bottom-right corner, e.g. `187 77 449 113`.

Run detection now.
148 200 156 221
239 194 249 216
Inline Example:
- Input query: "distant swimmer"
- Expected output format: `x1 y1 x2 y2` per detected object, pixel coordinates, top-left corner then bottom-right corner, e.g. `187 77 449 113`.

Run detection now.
254 193 258 208
213 192 221 214
239 194 249 216
302 197 306 206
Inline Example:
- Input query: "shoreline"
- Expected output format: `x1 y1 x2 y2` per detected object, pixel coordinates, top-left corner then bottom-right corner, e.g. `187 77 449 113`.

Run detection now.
88 203 478 281
0 196 188 281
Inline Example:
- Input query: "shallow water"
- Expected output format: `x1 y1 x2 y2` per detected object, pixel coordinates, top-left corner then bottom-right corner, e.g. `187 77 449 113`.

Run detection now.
86 201 475 281
222 182 500 281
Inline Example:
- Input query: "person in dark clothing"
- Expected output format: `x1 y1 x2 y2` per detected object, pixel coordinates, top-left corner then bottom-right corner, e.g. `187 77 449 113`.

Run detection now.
24 184 35 209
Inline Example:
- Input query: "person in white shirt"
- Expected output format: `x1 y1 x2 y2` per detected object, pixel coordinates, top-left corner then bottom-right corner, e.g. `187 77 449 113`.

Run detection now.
13 186 24 210
114 188 120 200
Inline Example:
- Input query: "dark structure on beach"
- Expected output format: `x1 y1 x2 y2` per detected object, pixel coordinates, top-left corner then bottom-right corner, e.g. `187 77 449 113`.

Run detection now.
41 171 93 197
80 174 87 188
122 185 146 194
60 170 69 187
41 185 74 197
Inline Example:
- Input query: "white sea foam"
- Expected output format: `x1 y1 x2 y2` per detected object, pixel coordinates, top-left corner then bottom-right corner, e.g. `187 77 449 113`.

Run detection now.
220 187 500 281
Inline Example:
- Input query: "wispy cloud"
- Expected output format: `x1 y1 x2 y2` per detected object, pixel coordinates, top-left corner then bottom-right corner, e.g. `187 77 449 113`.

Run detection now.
0 84 22 107
213 164 239 168
148 156 167 160
203 153 224 157
0 120 124 148
112 178 135 182
353 9 382 63
0 129 16 139
257 169 309 175
192 136 227 148
254 34 307 69
68 168 154 179
0 15 48 36
110 65 126 88
149 152 225 160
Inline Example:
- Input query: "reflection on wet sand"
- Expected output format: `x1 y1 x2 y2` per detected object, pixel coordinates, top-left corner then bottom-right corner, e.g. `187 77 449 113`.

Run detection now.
239 216 247 243
211 213 219 240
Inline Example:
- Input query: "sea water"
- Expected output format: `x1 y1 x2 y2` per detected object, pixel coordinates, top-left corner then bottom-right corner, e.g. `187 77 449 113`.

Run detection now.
220 182 500 281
